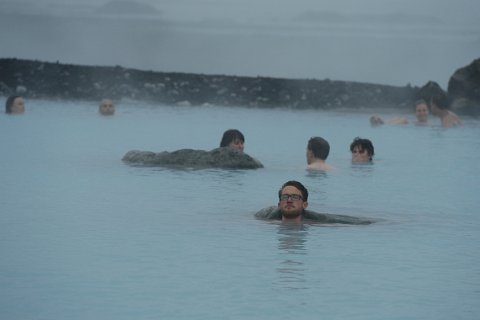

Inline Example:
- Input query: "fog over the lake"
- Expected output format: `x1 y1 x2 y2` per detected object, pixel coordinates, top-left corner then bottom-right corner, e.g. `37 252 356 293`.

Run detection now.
1 0 479 88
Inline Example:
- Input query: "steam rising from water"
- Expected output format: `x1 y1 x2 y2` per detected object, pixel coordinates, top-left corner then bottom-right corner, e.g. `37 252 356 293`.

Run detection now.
0 0 479 88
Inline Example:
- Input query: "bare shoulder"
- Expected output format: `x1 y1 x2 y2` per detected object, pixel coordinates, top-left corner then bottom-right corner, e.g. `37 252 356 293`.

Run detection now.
443 111 462 127
307 162 335 171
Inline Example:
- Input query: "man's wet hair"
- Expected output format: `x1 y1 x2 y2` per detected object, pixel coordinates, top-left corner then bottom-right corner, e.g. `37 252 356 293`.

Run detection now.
308 137 330 160
220 129 245 147
350 137 375 159
430 92 450 110
278 180 308 202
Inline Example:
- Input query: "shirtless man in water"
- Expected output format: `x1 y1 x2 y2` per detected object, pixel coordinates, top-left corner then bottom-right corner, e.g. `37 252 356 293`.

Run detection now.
306 136 334 171
430 93 461 128
254 180 373 224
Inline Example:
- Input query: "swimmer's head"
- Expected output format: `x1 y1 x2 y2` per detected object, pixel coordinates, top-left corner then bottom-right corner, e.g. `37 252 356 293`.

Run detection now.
369 115 384 126
99 99 115 115
220 129 245 152
5 95 25 114
307 136 330 161
350 137 374 162
414 99 429 123
430 92 450 115
277 180 309 220
278 180 309 202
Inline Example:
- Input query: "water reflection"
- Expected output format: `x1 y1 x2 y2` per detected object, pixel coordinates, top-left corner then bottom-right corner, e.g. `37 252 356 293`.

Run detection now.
275 223 309 290
305 169 328 179
350 162 375 177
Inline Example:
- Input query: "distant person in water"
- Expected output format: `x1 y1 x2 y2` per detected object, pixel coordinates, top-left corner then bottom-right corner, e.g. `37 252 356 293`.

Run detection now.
350 137 374 163
5 95 25 114
99 99 115 115
254 180 373 224
414 99 429 125
369 100 429 126
306 136 334 171
369 115 385 126
220 129 245 152
430 93 461 128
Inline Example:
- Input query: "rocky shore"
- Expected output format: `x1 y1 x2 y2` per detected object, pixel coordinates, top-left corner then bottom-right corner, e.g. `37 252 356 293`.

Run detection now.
1 58 478 115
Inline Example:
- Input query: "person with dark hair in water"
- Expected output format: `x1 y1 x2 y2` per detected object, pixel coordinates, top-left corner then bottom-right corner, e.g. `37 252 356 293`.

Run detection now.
306 136 334 171
350 137 374 163
430 93 461 128
5 95 25 114
220 129 245 152
254 180 373 224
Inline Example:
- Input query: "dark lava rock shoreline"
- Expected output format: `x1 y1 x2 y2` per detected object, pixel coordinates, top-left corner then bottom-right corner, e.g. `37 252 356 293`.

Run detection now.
1 58 478 115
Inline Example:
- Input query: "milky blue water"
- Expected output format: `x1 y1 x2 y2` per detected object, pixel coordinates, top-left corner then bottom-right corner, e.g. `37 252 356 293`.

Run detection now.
1 98 479 320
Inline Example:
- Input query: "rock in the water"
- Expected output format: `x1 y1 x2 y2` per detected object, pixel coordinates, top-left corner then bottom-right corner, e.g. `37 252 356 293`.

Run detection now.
122 147 263 169
416 81 446 103
448 58 480 116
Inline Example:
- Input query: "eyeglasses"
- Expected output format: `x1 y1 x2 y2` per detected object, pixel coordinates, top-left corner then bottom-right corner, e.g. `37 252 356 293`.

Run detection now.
280 194 303 201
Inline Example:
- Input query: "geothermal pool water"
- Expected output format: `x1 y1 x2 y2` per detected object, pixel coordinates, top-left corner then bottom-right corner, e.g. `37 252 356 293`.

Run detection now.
1 98 479 319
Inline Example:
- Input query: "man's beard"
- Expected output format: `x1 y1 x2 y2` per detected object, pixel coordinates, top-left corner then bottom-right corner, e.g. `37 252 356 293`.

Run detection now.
281 208 302 219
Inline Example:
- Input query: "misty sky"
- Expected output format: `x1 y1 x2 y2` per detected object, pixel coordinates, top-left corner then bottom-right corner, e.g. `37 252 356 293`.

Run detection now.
1 0 479 88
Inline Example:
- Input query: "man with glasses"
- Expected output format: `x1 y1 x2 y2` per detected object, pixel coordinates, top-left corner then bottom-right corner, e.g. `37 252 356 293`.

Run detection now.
255 180 373 224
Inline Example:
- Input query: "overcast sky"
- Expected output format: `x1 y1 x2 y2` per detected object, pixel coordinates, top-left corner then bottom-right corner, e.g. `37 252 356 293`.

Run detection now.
1 0 479 88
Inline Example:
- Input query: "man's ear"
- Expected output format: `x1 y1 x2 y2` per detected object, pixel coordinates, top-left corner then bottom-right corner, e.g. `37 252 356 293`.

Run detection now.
303 201 308 209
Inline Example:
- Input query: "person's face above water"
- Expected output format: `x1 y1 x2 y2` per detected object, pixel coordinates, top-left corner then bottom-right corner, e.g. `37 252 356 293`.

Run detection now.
351 145 371 163
369 115 384 126
278 186 308 219
415 103 429 123
10 97 25 114
99 99 115 115
228 138 244 152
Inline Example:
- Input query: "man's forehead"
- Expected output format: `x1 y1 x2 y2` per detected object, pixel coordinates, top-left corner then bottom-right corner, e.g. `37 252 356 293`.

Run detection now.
282 186 301 194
